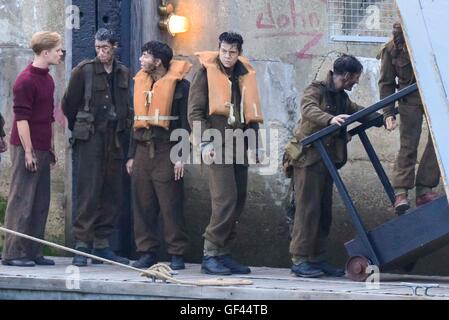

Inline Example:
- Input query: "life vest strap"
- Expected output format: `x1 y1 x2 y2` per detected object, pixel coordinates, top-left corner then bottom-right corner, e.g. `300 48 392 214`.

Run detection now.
134 115 180 121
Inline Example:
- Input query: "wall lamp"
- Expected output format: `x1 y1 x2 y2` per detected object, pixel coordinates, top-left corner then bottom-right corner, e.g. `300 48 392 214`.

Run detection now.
158 0 190 36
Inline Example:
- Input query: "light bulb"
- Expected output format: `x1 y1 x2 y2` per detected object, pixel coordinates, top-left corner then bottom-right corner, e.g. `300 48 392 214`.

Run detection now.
166 14 189 36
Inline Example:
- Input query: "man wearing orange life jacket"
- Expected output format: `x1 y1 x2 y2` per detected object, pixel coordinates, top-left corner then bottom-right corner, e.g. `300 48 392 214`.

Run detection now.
188 32 264 275
126 41 191 270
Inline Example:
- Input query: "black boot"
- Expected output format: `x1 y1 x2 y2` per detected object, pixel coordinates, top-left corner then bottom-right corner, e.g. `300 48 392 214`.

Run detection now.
72 247 90 267
131 253 158 269
91 247 129 265
170 255 185 270
201 256 231 275
291 262 324 278
34 257 55 266
217 255 251 274
1 258 35 267
310 261 345 277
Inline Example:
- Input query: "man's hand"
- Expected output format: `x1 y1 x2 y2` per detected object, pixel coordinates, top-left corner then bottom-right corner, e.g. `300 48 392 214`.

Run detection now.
25 150 38 172
201 143 215 164
174 161 184 181
385 116 397 131
126 159 134 175
330 114 350 126
0 137 7 153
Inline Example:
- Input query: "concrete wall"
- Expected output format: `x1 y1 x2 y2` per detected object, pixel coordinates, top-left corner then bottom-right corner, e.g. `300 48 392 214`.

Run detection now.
0 0 67 249
148 0 446 275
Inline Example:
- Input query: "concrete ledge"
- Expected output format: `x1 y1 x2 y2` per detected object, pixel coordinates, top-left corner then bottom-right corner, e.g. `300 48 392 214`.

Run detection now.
0 258 448 300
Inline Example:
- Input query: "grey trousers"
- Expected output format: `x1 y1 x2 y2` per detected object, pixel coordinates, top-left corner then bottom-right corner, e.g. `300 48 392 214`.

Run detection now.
2 145 51 260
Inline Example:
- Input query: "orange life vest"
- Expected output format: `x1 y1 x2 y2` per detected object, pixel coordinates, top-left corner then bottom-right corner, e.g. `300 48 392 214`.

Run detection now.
133 60 192 130
196 51 264 124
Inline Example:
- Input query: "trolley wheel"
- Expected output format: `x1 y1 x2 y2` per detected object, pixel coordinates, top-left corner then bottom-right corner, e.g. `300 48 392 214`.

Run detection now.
345 256 371 282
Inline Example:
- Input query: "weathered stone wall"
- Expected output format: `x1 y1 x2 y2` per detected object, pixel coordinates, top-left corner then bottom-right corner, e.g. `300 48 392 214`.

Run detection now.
0 0 67 249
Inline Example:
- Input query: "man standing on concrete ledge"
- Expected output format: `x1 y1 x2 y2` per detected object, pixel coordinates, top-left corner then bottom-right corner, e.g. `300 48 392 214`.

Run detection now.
126 41 191 270
188 32 264 275
284 55 380 278
2 31 62 267
62 28 132 267
379 22 441 215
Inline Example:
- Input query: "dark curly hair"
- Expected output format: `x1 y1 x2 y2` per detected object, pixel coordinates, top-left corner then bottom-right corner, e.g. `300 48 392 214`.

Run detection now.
333 54 363 75
218 32 244 53
141 41 173 70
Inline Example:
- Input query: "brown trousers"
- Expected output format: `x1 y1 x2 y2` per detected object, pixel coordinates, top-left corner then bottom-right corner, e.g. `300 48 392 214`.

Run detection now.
132 142 189 255
204 164 248 255
289 161 333 261
72 127 124 243
392 104 440 190
2 146 51 260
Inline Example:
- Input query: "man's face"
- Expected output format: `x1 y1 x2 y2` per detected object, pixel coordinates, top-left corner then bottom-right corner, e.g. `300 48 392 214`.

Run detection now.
95 40 116 64
139 51 159 73
343 72 360 91
43 43 63 65
219 42 240 69
335 72 361 91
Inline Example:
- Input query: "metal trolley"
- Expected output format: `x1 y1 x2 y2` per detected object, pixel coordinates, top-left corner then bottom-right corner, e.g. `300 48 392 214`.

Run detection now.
301 84 449 281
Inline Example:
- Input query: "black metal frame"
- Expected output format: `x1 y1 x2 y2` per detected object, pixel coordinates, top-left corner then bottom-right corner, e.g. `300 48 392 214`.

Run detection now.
301 84 418 266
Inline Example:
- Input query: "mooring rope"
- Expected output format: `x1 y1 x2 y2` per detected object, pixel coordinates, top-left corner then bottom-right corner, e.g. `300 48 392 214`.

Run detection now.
0 226 253 287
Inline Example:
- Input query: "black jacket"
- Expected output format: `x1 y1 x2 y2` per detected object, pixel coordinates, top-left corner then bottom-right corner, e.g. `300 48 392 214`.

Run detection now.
62 57 132 132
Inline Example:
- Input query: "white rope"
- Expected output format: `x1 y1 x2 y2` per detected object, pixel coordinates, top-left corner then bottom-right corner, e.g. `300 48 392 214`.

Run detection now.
0 226 253 286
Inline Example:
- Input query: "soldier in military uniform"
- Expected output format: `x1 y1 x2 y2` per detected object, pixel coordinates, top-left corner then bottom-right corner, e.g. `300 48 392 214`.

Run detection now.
188 32 264 275
126 41 191 270
285 55 380 278
62 28 132 266
378 22 441 214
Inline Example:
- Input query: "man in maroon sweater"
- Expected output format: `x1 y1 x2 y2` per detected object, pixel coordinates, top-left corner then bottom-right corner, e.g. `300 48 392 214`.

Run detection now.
2 31 63 267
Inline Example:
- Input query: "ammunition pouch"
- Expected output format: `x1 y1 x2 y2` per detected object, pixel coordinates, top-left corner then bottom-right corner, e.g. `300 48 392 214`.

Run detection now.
71 61 95 143
284 137 302 161
72 111 95 141
283 137 303 178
